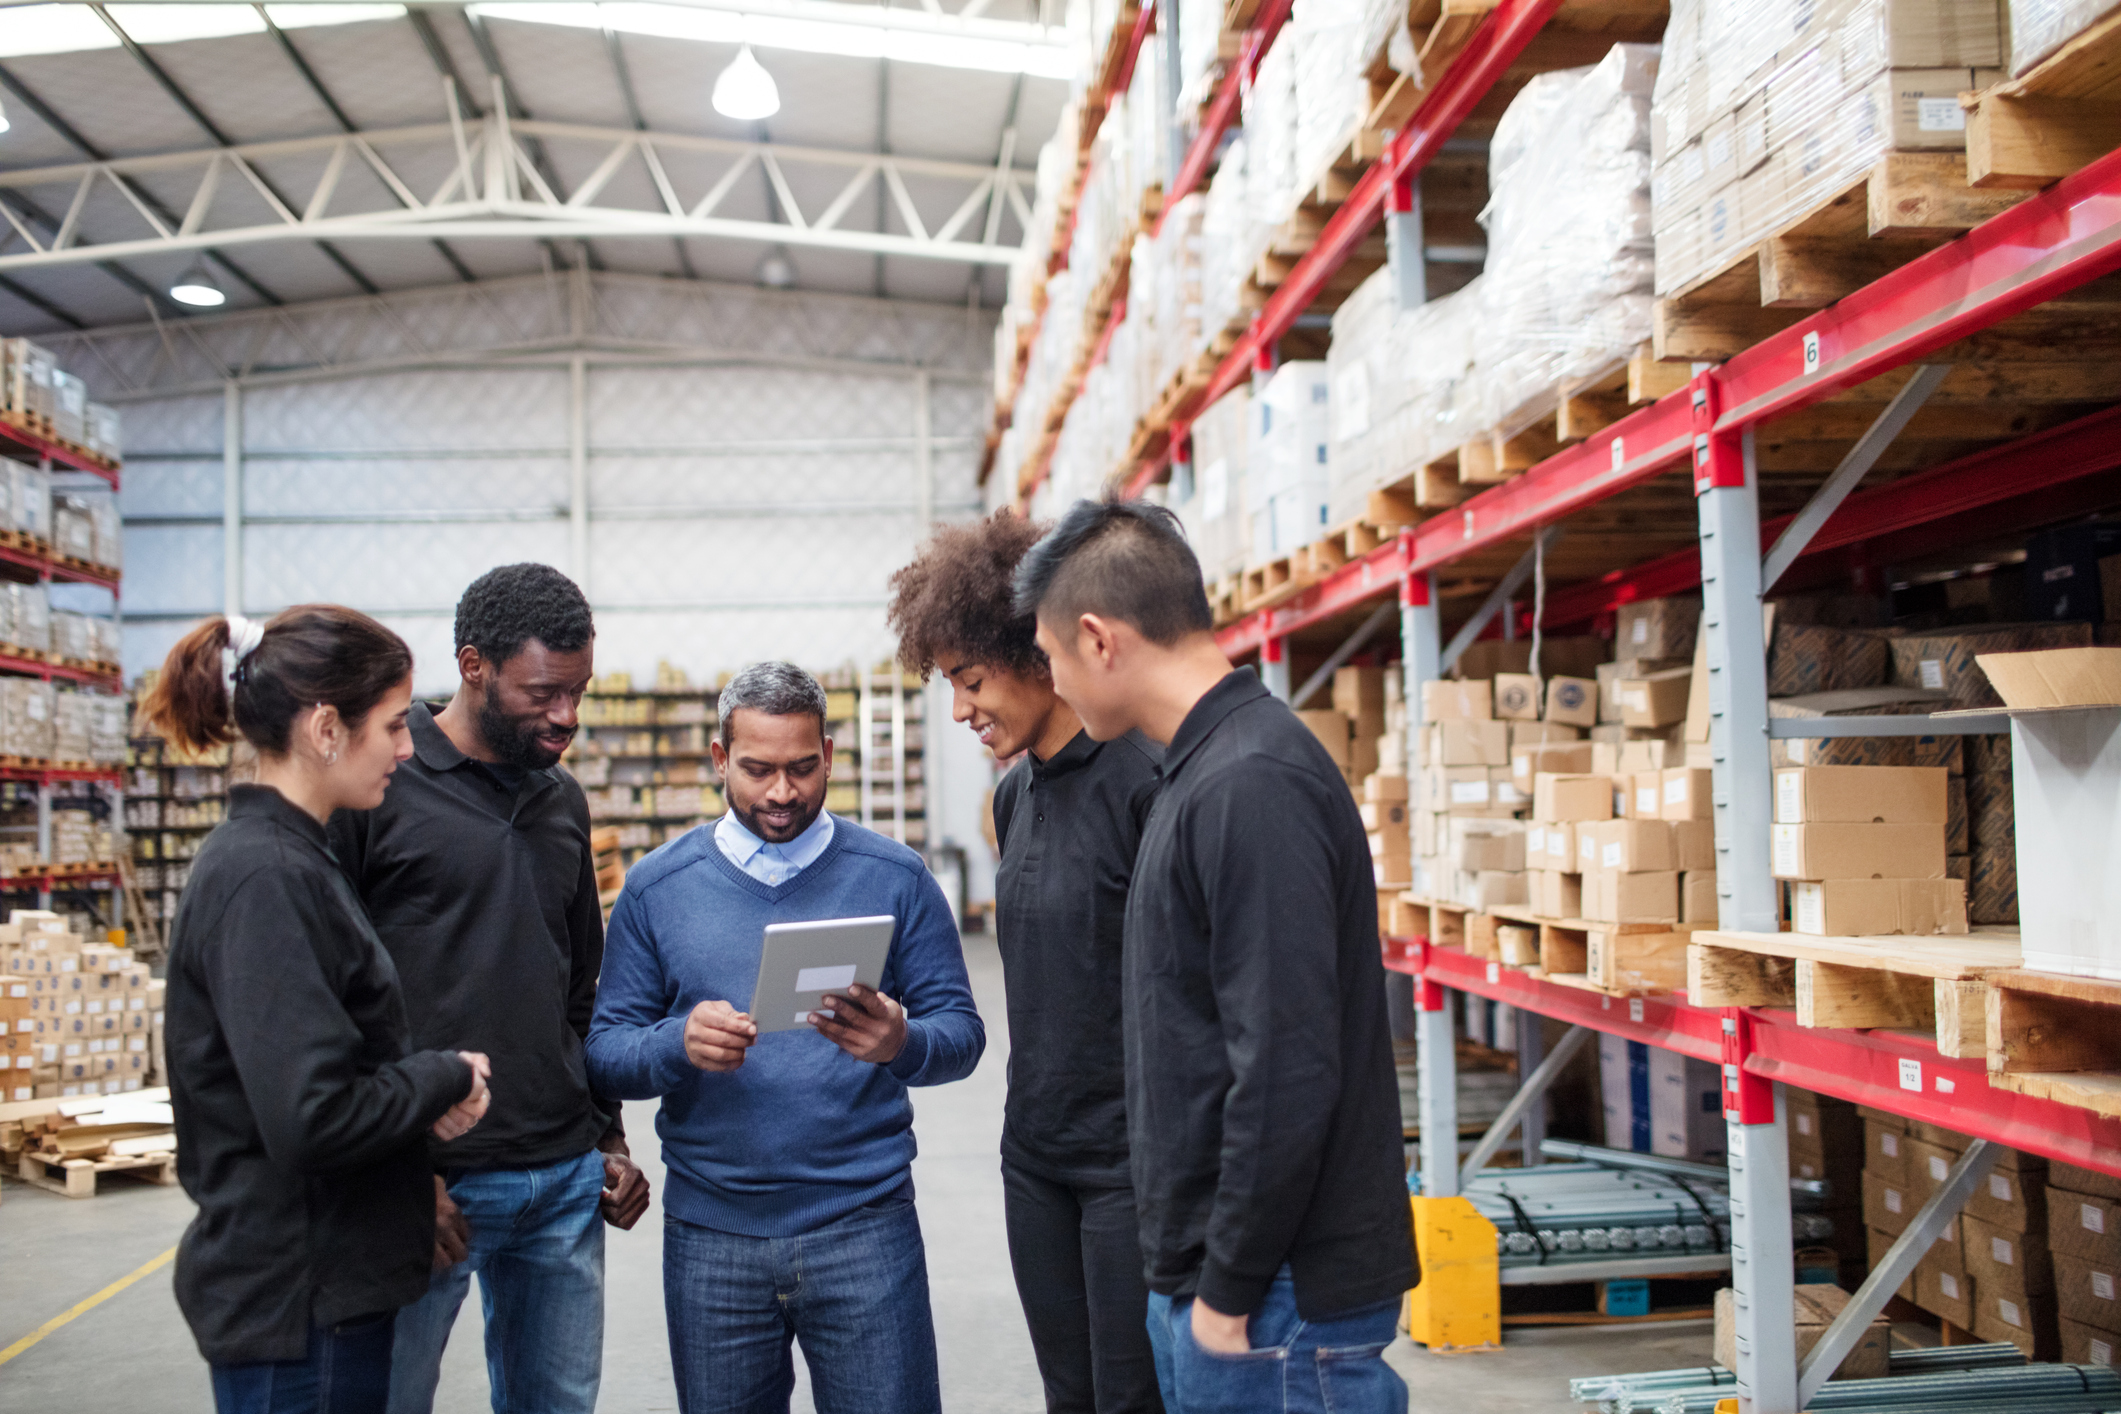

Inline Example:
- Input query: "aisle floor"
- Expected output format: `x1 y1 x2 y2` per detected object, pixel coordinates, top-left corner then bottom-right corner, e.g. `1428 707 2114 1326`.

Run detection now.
0 930 1710 1410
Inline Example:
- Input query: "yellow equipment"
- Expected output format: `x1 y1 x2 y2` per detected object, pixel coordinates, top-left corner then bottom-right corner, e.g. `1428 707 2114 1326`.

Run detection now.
1401 1194 1503 1351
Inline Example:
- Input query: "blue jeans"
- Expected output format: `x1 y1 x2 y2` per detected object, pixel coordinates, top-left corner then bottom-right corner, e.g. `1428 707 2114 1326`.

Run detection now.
212 1311 396 1414
662 1188 941 1414
1145 1268 1405 1414
386 1149 607 1414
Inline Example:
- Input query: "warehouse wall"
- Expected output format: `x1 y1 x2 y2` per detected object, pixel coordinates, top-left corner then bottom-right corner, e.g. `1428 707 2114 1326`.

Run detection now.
83 274 1000 899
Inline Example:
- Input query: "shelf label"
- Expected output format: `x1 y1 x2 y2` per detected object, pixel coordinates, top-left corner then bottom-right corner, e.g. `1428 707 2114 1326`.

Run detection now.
1898 1057 1923 1092
1803 331 1822 375
1628 998 1645 1023
1935 1075 1955 1094
1610 436 1624 472
1485 962 1499 984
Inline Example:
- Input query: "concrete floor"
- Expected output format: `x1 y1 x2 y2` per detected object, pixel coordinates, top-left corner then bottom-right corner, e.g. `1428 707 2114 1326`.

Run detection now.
0 931 1710 1410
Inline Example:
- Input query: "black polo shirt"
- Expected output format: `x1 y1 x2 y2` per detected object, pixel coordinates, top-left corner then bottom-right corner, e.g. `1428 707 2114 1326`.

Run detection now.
327 703 618 1170
1123 669 1417 1320
991 729 1162 1187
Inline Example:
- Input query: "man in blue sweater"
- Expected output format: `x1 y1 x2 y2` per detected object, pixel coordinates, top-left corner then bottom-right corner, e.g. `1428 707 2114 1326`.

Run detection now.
587 661 984 1414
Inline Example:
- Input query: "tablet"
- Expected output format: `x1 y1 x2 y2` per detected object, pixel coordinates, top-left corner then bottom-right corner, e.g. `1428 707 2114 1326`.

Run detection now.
749 915 896 1034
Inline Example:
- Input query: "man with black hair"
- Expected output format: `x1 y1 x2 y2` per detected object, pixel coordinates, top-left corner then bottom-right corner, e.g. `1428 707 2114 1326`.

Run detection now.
328 562 648 1414
1013 500 1417 1414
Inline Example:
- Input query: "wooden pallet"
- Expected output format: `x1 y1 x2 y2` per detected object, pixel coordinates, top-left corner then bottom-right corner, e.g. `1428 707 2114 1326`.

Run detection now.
1687 928 2022 1056
1487 904 1708 994
17 1148 177 1199
1983 969 2121 1115
1208 573 1245 626
1653 154 2032 364
1965 10 2121 191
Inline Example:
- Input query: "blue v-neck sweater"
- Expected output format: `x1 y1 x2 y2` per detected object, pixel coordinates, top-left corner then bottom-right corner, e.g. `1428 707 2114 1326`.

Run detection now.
586 815 984 1237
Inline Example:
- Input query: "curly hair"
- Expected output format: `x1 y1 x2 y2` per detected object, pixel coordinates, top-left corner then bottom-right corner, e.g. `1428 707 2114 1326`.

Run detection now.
887 511 1050 681
454 563 594 665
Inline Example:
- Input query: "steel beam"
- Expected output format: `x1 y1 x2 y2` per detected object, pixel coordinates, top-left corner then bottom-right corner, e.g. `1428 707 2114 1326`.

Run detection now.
1458 1023 1591 1185
222 380 243 615
1798 1140 1997 1408
1760 364 1949 591
1727 1085 1798 1414
1700 427 1776 934
1290 600 1397 709
1770 715 2014 737
1258 635 1292 700
1439 528 1560 674
1387 172 1426 310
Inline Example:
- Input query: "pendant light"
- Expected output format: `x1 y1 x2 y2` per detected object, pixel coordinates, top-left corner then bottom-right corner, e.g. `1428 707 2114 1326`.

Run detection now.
168 259 227 308
712 46 780 121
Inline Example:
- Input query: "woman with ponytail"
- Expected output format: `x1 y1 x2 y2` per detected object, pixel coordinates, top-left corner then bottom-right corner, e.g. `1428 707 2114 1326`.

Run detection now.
145 607 494 1414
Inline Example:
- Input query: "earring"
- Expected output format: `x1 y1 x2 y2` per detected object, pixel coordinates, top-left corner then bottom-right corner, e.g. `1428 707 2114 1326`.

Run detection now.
327 749 339 765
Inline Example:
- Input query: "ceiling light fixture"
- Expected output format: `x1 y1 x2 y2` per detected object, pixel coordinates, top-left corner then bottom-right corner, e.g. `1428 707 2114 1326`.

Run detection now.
712 44 780 120
754 249 795 288
168 260 227 308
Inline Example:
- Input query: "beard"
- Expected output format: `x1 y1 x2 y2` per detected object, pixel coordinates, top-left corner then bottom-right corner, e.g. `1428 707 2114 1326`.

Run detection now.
733 793 822 844
478 692 570 769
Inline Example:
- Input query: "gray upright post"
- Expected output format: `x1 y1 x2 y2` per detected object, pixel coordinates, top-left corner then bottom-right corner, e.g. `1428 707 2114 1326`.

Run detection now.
1402 569 1456 1195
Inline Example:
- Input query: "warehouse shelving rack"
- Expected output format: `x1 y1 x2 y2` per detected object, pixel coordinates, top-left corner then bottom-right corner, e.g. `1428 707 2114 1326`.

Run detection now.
1043 0 2121 1408
0 419 126 923
569 683 722 866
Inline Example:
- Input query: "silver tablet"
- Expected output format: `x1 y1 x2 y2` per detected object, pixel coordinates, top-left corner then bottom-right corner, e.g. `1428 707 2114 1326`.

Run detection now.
749 915 897 1034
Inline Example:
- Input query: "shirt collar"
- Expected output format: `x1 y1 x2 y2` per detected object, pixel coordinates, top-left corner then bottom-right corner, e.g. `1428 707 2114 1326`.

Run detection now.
715 805 836 865
1029 729 1100 781
227 782 330 849
410 700 559 794
1160 668 1270 779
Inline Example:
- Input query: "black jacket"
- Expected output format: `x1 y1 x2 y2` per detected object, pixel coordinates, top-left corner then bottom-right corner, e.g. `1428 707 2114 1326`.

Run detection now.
168 785 473 1365
327 703 617 1170
1124 670 1417 1320
991 729 1162 1186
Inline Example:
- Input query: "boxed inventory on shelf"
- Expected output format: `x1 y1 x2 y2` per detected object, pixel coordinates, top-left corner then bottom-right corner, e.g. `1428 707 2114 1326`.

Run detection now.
0 913 160 1100
1 339 123 462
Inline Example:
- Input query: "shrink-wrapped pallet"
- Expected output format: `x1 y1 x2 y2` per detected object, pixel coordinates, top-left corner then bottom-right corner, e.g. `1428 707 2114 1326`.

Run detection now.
1246 362 1332 564
89 692 128 763
1179 386 1252 579
1475 44 1659 429
11 465 49 542
52 690 93 762
1247 38 1301 229
1326 266 1398 524
1293 0 1371 187
0 678 54 760
7 582 49 655
85 403 122 465
2008 0 2121 75
51 611 97 664
1651 0 2005 296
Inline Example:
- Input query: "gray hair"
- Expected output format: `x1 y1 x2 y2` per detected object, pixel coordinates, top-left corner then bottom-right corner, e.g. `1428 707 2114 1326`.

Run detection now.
717 661 829 749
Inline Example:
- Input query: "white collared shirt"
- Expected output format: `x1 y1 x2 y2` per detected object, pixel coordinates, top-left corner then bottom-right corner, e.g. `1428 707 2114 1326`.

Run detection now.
713 808 836 888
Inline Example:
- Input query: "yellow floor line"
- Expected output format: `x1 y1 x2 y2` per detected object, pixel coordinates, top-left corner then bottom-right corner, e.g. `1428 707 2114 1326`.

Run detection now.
0 1245 178 1367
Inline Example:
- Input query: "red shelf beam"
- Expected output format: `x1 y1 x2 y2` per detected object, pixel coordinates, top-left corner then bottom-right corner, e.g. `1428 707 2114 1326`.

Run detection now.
0 419 119 487
1160 0 1294 227
0 868 120 890
1126 0 1567 499
1392 938 2121 1176
0 764 123 786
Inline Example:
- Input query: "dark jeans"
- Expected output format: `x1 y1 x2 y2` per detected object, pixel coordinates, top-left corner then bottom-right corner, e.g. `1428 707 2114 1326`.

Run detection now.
662 1190 941 1414
1144 1267 1404 1414
211 1312 396 1414
1002 1162 1163 1414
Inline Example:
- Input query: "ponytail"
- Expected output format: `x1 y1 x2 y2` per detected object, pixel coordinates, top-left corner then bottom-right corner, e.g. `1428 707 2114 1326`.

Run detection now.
142 606 412 756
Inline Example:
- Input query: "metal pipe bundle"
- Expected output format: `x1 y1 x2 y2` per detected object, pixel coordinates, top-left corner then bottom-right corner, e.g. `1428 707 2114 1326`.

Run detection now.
1570 1344 2027 1406
1469 1162 1738 1266
1629 1365 2120 1414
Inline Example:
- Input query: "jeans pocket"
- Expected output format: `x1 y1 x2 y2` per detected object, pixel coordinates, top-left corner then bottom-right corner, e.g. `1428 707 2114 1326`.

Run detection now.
1173 1313 1289 1414
1312 1341 1405 1414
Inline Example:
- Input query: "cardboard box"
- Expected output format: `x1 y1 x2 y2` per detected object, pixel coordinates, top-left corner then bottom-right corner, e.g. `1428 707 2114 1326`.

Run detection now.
1514 742 1594 788
1893 623 2096 706
1465 870 1528 910
1429 766 1494 811
1509 721 1583 748
1618 739 1680 774
1852 67 1991 151
1581 819 1676 874
1917 1262 1976 1329
2056 1252 2121 1336
1493 673 1542 721
1615 669 1692 728
1546 675 1599 727
1423 679 1493 721
1864 1170 1957 1240
1362 773 1408 803
1531 869 1582 920
1533 774 1611 823
2061 1315 2119 1367
1582 869 1679 924
1660 767 1714 821
1968 1164 2048 1235
1770 688 1964 771
1712 1285 1888 1381
1790 878 1969 936
1974 1288 2058 1359
2056 1163 2121 1202
1681 870 1719 924
1978 646 2121 709
1429 719 1510 767
1618 596 1701 660
1333 666 1388 724
1969 837 2018 926
1787 1091 1862 1166
1768 621 1893 696
1527 821 1575 871
1297 710 1352 766
1626 770 1661 820
1359 800 1408 832
1670 820 1716 871
2050 1185 2121 1264
1966 1211 2055 1296
1771 823 1947 880
1452 825 1526 874
1866 1119 1913 1185
1773 766 1950 825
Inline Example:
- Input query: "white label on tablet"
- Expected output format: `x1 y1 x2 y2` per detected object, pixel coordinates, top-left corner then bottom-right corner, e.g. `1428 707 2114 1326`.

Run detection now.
796 964 858 992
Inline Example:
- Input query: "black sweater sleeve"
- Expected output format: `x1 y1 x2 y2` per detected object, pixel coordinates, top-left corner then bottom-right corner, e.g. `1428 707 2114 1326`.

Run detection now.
203 861 472 1175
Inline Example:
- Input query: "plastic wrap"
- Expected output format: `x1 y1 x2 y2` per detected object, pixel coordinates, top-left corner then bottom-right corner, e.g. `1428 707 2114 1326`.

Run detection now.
1292 0 1370 187
1187 386 1253 578
2010 0 2121 75
1178 0 1227 110
1245 361 1332 564
1326 266 1397 522
1475 44 1658 429
1246 37 1301 228
1651 0 2005 296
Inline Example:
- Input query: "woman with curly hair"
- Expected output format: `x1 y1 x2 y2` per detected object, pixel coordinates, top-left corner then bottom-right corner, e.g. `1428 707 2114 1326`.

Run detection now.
887 511 1164 1414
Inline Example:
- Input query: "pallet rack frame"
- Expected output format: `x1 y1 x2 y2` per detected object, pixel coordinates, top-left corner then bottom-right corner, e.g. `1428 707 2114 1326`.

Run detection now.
1046 1 2121 1407
0 419 125 919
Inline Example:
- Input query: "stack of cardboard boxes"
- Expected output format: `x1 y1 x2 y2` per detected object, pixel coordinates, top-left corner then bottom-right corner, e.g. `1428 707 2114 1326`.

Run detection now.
1772 765 1969 936
1789 1088 1868 1283
1862 1109 2057 1356
1295 666 1416 922
2050 1162 2121 1365
0 911 162 1102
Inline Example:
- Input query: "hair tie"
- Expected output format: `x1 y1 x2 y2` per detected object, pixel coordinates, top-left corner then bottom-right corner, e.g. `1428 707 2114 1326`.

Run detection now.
222 613 265 699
